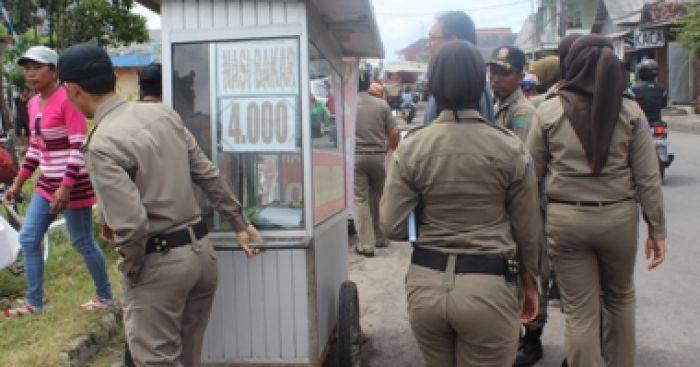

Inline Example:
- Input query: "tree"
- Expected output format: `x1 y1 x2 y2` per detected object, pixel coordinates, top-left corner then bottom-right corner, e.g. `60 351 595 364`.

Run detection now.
673 4 700 52
57 0 149 49
2 0 149 51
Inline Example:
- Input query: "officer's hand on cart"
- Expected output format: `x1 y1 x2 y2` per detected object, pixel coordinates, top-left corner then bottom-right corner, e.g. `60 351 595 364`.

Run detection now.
236 225 264 258
645 238 667 270
519 274 540 325
50 185 70 214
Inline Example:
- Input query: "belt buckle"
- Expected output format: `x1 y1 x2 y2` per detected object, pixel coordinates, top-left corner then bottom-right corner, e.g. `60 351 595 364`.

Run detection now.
154 237 170 255
505 258 519 283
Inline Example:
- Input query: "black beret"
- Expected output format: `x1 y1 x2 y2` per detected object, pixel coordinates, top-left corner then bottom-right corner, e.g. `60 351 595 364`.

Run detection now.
58 44 114 84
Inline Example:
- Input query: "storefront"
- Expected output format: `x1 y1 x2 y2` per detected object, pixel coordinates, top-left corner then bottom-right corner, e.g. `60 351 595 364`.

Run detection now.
627 24 693 105
143 0 383 365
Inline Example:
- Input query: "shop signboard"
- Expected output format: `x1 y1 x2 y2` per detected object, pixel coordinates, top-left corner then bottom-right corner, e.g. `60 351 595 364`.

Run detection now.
634 28 666 49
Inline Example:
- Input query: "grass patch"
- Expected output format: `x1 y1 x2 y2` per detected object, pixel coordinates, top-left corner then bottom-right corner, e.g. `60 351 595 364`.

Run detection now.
0 195 123 366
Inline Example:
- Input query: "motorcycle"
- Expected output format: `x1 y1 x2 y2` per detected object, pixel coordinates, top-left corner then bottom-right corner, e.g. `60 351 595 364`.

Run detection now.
649 120 674 181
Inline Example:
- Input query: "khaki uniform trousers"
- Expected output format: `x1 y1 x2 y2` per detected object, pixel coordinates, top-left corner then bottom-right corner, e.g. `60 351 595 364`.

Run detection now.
547 201 638 367
353 153 387 252
405 259 520 367
122 235 218 367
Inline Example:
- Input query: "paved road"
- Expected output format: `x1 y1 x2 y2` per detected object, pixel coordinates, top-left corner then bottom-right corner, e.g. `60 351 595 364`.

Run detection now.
349 131 700 366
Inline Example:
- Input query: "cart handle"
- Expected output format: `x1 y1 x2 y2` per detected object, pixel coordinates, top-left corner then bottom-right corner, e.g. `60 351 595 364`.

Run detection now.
212 236 312 251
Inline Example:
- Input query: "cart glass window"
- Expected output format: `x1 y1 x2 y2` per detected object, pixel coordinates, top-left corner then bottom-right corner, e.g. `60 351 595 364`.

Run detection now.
309 43 346 224
173 39 304 232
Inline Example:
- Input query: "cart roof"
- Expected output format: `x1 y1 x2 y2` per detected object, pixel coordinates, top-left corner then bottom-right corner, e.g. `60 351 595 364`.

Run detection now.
138 0 384 58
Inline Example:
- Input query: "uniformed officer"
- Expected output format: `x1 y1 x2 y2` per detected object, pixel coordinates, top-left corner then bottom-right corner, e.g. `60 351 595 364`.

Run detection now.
528 55 560 108
381 40 541 367
353 69 398 257
511 35 584 367
58 44 263 367
527 35 666 367
488 46 536 141
529 35 581 109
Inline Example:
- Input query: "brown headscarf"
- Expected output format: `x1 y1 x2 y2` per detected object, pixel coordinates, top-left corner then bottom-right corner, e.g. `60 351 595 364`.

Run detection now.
428 40 485 120
558 35 628 175
558 34 582 77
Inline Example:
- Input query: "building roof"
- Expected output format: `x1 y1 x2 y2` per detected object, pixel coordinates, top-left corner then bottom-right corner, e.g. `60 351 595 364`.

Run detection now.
110 54 155 68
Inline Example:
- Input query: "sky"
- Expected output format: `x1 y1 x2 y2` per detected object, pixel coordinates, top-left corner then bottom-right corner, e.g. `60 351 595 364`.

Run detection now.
133 0 534 61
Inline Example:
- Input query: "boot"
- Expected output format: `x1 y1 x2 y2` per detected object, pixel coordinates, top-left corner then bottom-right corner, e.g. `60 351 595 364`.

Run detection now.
514 326 543 367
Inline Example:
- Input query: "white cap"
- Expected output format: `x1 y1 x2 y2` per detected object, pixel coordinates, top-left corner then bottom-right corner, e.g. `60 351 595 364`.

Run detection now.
18 46 58 67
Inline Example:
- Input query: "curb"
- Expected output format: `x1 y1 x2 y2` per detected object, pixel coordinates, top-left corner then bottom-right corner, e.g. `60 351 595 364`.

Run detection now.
60 309 123 367
668 120 700 135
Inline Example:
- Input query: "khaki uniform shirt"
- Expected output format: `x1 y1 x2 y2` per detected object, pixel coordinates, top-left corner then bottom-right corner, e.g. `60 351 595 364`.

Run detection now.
494 88 537 141
530 82 560 109
83 96 248 282
527 96 666 239
355 92 396 153
380 109 543 279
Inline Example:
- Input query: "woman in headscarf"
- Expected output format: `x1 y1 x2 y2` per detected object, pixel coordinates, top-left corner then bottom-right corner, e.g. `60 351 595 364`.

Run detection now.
381 40 541 366
527 35 667 367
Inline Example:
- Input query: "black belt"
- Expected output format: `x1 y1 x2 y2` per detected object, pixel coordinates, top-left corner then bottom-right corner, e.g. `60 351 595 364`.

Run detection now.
548 197 632 207
411 247 519 282
355 151 386 155
146 220 208 254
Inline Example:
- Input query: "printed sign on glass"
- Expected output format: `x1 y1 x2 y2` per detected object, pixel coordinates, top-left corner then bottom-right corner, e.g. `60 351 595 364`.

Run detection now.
217 39 299 96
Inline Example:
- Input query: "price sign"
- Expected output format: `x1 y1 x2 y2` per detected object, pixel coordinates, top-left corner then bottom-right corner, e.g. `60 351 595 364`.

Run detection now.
220 97 297 152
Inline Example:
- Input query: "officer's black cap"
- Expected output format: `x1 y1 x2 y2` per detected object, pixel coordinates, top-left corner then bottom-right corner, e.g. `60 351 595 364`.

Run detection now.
487 46 527 73
138 62 162 86
58 44 114 84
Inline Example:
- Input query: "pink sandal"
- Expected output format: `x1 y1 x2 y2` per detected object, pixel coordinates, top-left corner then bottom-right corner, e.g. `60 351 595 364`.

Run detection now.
3 304 40 318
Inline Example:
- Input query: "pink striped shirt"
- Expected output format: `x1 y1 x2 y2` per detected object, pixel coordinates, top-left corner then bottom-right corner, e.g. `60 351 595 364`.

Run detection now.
19 87 95 209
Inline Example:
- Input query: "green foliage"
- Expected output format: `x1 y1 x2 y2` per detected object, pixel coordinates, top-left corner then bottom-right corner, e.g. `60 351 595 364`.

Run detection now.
1 0 148 51
674 4 700 52
58 0 149 49
6 66 25 89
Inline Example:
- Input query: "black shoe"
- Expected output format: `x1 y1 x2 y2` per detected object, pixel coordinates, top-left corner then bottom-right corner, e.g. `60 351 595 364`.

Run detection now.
513 340 543 367
354 248 375 258
561 359 568 367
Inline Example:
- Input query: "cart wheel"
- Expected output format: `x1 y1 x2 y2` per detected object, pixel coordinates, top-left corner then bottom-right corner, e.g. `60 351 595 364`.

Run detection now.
338 280 361 367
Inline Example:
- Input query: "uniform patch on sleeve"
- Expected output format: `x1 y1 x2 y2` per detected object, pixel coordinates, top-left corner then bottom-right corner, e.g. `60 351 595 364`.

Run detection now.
513 116 528 129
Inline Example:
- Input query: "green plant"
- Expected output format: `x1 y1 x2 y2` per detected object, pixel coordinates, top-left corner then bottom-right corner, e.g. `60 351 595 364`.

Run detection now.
674 4 700 52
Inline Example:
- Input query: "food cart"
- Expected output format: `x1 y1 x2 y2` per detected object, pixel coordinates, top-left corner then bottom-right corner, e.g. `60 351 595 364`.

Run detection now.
140 0 384 365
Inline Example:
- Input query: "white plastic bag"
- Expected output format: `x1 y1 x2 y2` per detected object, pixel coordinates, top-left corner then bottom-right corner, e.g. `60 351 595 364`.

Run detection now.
0 214 20 270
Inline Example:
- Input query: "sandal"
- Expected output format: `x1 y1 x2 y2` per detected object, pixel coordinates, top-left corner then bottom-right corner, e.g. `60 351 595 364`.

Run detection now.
3 304 40 318
79 296 115 311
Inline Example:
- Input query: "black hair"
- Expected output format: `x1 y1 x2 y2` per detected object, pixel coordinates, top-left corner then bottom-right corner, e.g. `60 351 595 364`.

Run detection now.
358 69 371 91
429 40 485 114
436 11 477 45
139 63 163 98
77 73 116 96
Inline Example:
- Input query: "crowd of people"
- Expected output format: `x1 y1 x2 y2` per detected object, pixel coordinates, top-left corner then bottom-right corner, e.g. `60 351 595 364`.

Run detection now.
353 10 667 367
